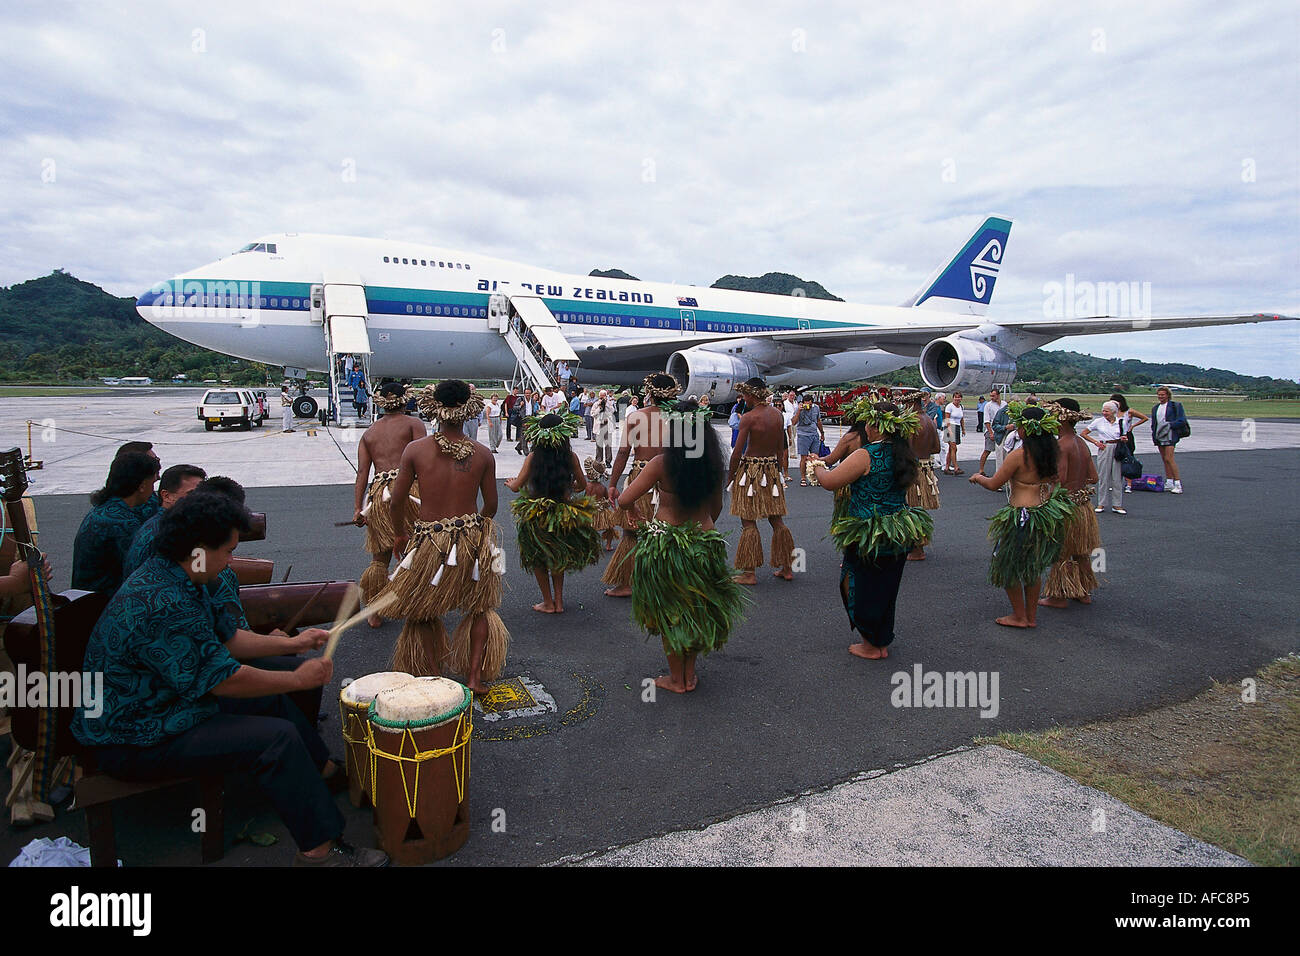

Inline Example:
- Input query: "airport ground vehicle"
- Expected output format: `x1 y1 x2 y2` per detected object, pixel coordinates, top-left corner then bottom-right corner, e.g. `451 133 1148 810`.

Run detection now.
197 388 266 430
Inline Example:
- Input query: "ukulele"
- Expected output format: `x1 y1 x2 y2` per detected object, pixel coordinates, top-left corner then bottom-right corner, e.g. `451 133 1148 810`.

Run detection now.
1 447 109 803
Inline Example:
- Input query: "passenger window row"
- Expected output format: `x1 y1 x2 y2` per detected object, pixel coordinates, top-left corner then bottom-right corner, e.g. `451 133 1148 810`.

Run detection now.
384 256 471 270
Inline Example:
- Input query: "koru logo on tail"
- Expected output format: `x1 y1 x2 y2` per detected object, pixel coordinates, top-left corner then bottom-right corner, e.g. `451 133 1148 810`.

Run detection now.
969 239 1003 300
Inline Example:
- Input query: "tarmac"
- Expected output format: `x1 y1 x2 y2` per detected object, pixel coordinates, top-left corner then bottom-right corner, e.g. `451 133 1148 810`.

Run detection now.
1 388 1297 866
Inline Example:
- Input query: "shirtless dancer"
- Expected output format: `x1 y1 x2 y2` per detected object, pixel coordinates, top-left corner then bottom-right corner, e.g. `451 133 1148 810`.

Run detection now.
355 381 427 626
902 390 941 561
969 404 1070 628
727 377 795 583
384 381 507 694
1039 399 1101 608
602 372 681 597
621 399 743 694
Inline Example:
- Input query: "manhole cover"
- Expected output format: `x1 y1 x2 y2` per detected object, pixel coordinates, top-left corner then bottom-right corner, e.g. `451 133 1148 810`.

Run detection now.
474 675 556 722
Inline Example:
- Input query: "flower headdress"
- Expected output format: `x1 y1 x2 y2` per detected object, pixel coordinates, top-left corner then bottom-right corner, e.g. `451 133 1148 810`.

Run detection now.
417 384 485 424
1007 401 1061 436
1040 402 1091 427
843 398 921 438
524 412 582 448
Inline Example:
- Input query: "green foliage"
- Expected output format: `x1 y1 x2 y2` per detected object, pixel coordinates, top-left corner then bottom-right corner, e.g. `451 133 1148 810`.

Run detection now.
0 271 270 384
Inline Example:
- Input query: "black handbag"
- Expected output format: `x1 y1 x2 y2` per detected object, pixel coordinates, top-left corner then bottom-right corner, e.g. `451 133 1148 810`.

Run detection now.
1121 454 1143 480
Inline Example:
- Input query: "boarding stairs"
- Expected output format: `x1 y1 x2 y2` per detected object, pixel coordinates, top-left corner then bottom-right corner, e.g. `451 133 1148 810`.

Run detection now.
489 294 579 395
311 276 374 425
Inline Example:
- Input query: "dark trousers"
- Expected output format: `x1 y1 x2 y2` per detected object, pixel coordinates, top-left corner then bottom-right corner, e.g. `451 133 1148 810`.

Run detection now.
93 694 344 852
252 655 323 725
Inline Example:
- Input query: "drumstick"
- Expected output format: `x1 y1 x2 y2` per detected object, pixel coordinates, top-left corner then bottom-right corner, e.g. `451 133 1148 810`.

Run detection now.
280 582 330 634
280 564 293 583
323 591 397 661
332 582 361 633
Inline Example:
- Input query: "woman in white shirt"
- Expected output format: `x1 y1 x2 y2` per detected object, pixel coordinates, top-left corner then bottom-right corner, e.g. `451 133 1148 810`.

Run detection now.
1109 393 1149 493
1080 401 1126 514
942 393 965 475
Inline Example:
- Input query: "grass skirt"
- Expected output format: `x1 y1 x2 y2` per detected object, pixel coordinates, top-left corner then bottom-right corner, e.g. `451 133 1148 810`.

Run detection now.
831 506 933 559
362 470 420 555
632 521 746 656
1041 496 1102 598
381 514 509 680
905 460 941 510
602 460 653 586
987 487 1073 588
591 497 619 533
730 456 787 519
511 493 602 573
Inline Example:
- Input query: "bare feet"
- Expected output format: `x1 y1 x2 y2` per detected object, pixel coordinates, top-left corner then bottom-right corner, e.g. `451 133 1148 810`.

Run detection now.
532 602 557 613
466 678 490 695
1037 597 1069 608
995 615 1035 628
654 674 688 694
733 571 757 586
772 568 794 581
553 603 565 614
684 660 698 691
1074 595 1092 604
848 642 887 660
907 549 926 561
367 614 383 628
604 586 632 598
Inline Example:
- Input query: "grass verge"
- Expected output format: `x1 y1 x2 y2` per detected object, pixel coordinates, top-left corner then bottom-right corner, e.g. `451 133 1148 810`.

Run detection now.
981 655 1300 866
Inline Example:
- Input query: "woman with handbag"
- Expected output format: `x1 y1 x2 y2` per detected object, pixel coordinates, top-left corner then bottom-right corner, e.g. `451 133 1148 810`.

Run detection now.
1150 386 1187 494
1109 393 1149 493
1080 401 1127 515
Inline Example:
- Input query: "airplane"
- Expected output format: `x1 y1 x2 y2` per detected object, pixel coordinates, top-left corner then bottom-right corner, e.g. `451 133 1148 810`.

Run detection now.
136 219 1295 416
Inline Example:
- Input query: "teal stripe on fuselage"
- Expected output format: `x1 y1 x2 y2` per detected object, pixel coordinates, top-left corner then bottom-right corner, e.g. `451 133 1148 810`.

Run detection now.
160 278 871 334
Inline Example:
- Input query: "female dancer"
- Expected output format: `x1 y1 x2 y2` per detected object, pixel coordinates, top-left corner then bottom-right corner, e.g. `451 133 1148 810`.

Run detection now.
620 399 745 693
505 413 601 613
970 403 1073 628
810 401 932 660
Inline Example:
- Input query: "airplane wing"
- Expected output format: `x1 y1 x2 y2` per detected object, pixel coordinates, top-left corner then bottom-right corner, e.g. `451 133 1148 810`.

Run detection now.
572 312 1296 370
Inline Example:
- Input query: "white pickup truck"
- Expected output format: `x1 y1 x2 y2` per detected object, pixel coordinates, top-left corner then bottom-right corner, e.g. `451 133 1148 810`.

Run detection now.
197 388 266 431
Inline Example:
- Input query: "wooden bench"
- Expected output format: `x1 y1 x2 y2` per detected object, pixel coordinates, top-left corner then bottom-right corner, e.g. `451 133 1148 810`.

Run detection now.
5 592 226 866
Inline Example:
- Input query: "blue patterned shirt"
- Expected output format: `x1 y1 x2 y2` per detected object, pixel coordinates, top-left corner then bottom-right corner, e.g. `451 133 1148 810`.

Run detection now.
134 491 162 522
124 511 163 579
207 566 250 635
73 556 241 748
71 498 144 596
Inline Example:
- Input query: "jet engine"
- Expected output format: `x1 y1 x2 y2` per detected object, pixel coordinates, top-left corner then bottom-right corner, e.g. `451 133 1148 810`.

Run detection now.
918 336 1017 394
665 347 762 403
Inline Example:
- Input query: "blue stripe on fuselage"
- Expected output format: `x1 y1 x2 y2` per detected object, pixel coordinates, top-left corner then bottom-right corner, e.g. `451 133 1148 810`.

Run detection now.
138 279 871 336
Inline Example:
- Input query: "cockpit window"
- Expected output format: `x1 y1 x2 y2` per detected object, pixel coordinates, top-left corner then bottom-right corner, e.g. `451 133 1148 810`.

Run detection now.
266 243 277 254
234 242 275 254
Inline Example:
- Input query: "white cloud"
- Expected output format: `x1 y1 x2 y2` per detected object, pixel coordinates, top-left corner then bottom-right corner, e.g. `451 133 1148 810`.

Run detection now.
2 0 1296 378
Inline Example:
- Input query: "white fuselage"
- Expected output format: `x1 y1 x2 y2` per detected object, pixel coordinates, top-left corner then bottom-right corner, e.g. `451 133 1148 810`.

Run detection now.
137 233 997 388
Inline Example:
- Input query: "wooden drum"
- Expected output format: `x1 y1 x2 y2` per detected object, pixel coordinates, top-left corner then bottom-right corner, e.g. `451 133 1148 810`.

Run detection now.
366 676 472 864
339 672 413 808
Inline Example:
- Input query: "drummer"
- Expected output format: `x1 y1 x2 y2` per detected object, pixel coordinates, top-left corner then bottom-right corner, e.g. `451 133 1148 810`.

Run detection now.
72 490 388 866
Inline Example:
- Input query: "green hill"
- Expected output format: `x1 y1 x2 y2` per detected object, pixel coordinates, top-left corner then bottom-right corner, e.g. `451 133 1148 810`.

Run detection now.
0 270 270 385
711 272 843 301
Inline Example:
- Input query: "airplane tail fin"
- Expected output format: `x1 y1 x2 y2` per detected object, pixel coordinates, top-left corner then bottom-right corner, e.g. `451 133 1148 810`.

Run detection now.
900 216 1012 316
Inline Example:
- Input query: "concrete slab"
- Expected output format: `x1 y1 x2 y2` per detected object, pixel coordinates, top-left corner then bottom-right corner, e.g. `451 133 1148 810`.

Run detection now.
565 745 1248 867
3 387 1298 495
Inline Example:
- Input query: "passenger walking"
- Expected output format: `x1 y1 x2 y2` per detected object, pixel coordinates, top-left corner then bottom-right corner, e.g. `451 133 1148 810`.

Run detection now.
485 393 503 452
281 385 294 432
1081 401 1126 515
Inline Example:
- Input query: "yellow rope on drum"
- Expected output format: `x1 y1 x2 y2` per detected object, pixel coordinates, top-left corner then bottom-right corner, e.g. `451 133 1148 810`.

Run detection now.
365 711 473 817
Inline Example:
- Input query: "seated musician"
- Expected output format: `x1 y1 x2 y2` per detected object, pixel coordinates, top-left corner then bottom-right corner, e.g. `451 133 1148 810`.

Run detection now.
71 452 159 596
124 463 207 578
116 441 163 521
72 491 388 866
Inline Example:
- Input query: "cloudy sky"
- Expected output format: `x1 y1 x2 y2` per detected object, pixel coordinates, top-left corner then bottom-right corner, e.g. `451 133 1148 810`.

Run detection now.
4 1 1297 379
